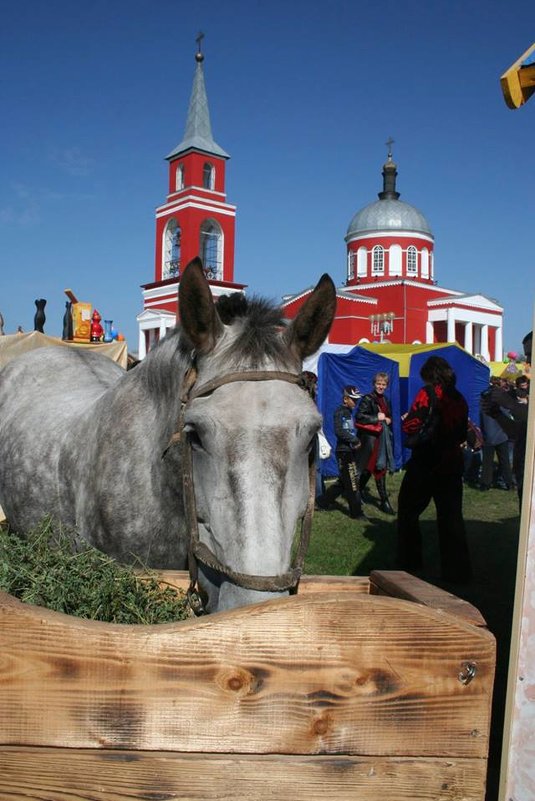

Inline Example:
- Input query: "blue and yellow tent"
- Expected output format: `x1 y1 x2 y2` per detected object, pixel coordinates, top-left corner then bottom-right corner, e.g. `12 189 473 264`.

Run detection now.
317 342 490 475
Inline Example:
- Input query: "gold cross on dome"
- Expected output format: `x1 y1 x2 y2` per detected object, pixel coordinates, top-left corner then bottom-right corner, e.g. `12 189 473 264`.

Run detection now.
385 137 395 158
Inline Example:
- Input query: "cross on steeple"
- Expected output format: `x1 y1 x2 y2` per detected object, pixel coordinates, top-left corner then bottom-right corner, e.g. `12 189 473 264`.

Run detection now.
385 136 395 159
196 31 205 55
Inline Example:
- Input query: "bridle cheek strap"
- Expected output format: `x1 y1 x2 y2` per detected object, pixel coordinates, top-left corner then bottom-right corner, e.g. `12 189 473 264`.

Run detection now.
172 368 316 614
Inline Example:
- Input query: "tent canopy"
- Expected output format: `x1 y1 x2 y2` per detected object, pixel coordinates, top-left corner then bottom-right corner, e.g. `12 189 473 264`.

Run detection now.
317 346 402 474
358 342 448 377
315 342 490 476
0 331 128 370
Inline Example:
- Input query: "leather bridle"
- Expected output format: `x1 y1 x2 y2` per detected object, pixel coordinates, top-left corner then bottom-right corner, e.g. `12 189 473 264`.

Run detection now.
164 364 316 615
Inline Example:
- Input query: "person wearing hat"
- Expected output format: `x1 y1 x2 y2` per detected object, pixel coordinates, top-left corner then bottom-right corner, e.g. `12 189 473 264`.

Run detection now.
316 385 367 519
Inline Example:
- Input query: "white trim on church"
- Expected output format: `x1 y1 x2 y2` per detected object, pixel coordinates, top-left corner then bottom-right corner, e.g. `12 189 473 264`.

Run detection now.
136 308 176 360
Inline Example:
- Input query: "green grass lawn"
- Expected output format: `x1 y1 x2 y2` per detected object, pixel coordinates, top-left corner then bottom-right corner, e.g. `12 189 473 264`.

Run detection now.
306 470 520 801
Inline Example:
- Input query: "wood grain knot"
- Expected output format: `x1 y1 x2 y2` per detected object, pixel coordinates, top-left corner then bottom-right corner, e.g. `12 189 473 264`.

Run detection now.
217 667 263 698
311 713 332 736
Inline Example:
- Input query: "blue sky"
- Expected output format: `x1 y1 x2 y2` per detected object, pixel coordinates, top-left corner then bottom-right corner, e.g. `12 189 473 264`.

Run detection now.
1 0 533 355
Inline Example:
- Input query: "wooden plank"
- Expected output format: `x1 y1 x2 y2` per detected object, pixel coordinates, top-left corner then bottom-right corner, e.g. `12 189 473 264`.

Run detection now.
0 589 495 757
369 570 487 628
0 746 489 801
500 42 535 108
157 570 370 595
498 313 535 801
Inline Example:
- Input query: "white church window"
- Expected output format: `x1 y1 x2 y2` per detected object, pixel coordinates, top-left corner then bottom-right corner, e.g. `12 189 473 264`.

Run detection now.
407 246 417 274
389 244 402 276
203 162 215 190
421 248 429 278
176 164 184 191
200 219 223 279
357 246 367 277
347 251 356 282
163 219 181 278
372 245 384 275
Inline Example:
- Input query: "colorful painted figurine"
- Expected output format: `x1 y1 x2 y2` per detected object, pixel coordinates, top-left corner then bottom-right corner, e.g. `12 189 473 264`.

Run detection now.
90 309 103 342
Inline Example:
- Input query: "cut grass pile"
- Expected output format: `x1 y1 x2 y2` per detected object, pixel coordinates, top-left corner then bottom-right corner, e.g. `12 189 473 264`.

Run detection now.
0 519 189 624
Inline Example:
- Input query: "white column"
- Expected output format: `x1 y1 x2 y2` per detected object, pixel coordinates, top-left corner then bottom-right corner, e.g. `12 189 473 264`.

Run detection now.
495 325 503 362
464 322 473 355
138 327 147 360
426 320 434 344
447 309 456 343
481 324 489 361
159 320 167 340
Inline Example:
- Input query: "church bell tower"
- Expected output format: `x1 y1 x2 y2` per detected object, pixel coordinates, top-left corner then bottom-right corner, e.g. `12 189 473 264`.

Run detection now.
137 35 245 358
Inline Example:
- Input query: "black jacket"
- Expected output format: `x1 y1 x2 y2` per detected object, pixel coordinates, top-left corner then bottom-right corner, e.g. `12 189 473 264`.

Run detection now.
355 392 391 468
333 404 359 454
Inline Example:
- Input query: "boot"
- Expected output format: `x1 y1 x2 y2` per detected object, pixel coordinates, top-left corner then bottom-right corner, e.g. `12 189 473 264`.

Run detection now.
359 471 372 501
376 475 395 515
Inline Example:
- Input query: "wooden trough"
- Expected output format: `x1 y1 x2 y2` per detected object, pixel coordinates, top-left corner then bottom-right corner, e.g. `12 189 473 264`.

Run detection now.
0 570 495 801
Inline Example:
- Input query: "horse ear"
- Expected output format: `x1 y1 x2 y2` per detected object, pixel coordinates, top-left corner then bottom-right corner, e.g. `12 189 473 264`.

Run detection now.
179 257 224 353
284 274 337 359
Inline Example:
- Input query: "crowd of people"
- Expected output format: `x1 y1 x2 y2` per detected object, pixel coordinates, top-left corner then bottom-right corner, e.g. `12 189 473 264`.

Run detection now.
314 333 531 585
464 373 530 503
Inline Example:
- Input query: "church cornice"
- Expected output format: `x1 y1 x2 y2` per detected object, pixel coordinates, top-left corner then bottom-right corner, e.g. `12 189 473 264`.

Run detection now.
166 186 227 202
346 278 461 294
427 293 503 312
142 277 246 296
346 230 434 245
282 286 377 307
156 199 236 218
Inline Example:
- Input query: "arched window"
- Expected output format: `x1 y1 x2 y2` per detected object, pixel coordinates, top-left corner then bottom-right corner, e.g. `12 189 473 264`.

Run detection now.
200 219 223 279
372 245 384 275
163 219 181 279
407 245 417 274
421 247 429 279
203 162 215 190
347 251 359 282
389 244 402 276
176 164 184 191
357 246 367 277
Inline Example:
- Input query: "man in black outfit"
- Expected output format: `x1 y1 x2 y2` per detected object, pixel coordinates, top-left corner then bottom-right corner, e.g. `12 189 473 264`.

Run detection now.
317 386 367 519
396 356 472 583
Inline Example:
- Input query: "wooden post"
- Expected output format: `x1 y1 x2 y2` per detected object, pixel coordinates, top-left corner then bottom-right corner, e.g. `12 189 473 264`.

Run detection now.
499 313 535 801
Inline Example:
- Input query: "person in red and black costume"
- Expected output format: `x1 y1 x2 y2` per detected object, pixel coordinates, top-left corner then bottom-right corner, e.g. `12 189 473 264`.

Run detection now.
355 372 395 514
396 356 472 583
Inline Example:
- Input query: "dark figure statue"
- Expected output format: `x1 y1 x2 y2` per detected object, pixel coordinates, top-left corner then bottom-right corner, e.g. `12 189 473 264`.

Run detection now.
62 302 73 341
34 299 47 333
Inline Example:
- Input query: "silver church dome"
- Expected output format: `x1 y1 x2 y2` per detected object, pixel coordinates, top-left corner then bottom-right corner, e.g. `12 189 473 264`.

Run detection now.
346 149 433 239
346 197 432 238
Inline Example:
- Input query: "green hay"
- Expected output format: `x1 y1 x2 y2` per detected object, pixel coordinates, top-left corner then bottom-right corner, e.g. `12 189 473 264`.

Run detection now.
0 519 190 624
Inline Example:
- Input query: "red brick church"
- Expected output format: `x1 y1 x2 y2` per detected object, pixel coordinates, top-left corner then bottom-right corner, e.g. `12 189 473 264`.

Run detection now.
137 45 504 362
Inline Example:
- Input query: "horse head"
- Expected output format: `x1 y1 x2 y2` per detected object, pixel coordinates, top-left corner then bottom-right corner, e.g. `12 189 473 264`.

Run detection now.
178 259 336 612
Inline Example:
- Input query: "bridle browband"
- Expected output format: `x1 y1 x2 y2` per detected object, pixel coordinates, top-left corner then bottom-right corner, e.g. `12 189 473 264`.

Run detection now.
164 364 316 615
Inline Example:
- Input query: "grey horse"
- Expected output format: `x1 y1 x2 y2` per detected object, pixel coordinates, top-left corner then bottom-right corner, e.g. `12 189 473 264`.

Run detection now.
0 259 336 612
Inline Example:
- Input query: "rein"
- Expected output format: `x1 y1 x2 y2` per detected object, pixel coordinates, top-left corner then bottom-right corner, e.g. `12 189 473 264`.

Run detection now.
165 365 316 615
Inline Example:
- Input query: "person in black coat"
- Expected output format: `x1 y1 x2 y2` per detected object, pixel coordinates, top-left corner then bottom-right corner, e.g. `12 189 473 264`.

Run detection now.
355 372 395 514
316 386 367 519
396 356 472 584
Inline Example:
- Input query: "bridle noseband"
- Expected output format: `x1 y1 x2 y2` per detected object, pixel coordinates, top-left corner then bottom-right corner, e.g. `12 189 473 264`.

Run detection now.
165 365 316 615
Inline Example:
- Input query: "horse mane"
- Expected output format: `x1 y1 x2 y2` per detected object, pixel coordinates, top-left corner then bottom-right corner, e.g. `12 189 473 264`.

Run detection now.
140 292 296 396
214 293 295 370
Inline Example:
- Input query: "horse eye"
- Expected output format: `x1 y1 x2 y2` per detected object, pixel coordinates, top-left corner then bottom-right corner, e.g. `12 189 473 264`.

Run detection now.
184 426 204 451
